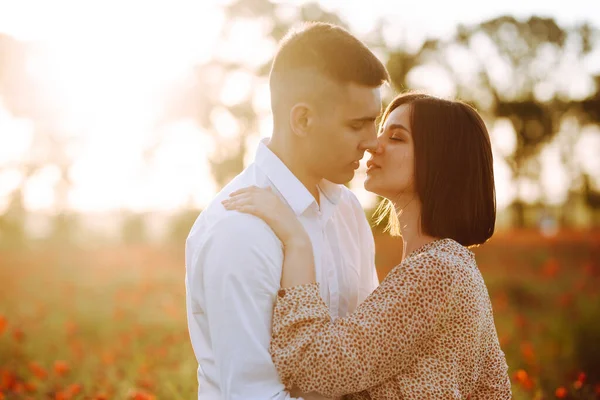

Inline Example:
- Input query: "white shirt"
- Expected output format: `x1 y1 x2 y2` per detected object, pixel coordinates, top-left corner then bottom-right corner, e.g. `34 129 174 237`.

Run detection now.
185 139 379 400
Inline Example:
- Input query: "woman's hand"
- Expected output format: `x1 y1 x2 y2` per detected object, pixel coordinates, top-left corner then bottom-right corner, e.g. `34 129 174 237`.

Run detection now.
222 185 316 287
222 186 309 248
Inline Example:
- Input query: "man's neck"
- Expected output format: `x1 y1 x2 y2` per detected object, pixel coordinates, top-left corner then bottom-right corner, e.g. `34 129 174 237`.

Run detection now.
267 137 321 204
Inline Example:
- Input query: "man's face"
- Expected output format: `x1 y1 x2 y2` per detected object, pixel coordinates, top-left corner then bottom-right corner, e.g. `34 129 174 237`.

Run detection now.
303 82 382 184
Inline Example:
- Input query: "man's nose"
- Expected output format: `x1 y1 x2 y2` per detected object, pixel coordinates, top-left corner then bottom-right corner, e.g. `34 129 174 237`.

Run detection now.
359 127 379 152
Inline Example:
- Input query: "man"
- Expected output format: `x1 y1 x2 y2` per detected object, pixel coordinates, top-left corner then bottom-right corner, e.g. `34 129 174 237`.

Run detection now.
185 22 389 400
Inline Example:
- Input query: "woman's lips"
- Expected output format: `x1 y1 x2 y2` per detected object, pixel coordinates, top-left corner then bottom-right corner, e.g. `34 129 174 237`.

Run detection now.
366 159 381 172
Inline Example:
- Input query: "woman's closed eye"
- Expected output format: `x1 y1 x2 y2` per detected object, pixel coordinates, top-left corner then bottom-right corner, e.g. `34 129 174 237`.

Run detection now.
389 135 405 142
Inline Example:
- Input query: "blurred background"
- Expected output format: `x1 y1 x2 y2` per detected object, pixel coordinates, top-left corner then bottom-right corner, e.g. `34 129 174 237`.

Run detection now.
0 0 599 399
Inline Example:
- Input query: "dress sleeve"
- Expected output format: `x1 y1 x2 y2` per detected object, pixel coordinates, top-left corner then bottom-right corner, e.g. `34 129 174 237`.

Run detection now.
270 253 455 398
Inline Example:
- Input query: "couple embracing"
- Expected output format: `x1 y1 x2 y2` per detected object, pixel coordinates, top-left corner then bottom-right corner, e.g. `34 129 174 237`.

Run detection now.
185 22 511 400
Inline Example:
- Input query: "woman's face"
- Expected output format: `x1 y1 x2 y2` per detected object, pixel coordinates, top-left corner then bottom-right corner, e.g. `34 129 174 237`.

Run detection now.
364 103 416 202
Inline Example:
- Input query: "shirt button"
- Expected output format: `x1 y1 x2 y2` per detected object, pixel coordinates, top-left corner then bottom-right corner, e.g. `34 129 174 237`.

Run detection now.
277 289 286 298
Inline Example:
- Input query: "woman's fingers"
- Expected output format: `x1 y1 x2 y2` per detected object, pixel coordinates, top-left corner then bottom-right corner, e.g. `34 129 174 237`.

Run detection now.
223 186 279 218
222 192 263 213
224 203 254 215
226 187 272 206
222 195 248 208
224 202 263 218
224 192 254 204
228 188 247 197
229 185 263 197
229 185 274 197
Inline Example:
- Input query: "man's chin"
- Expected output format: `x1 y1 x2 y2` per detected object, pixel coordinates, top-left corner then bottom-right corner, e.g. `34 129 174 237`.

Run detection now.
327 170 355 185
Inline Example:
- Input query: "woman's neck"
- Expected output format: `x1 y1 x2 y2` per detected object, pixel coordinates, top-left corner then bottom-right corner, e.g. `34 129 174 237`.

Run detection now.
393 200 439 261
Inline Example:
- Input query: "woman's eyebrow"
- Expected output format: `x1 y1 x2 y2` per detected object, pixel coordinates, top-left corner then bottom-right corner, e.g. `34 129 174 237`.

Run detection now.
386 123 411 134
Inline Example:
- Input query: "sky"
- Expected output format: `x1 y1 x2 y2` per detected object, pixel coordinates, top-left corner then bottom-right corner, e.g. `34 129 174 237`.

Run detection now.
0 0 598 214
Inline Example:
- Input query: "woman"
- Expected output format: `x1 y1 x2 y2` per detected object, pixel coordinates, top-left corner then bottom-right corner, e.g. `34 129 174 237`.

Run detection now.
222 93 511 399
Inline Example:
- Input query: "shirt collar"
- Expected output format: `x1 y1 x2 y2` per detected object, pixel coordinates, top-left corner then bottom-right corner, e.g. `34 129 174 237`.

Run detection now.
254 138 342 215
318 178 342 205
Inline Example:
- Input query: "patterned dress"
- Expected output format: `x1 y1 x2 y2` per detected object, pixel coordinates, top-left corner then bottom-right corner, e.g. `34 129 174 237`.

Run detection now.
270 238 511 399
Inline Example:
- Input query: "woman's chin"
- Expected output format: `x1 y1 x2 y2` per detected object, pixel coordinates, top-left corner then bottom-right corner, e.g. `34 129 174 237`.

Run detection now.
363 178 382 197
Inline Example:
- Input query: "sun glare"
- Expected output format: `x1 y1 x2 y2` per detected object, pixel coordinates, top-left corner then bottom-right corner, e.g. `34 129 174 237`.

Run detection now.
1 0 597 215
0 0 225 212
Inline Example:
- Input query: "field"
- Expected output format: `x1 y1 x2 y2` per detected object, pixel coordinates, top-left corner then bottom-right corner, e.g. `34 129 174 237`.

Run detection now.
1 230 599 399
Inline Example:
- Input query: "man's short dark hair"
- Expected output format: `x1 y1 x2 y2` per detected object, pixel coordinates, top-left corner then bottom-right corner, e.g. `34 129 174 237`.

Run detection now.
269 22 389 123
270 22 389 87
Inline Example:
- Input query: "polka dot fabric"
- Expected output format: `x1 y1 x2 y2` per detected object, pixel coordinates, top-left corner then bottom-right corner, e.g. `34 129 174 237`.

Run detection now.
270 238 511 399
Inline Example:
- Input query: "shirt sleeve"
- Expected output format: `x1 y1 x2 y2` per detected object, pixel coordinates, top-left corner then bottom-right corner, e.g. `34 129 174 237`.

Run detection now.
190 213 302 400
270 252 454 398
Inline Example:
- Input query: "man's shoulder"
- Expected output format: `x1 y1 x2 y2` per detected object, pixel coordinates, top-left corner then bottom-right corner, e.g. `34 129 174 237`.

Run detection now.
186 210 283 277
189 164 269 229
189 206 280 248
192 169 282 247
213 212 279 239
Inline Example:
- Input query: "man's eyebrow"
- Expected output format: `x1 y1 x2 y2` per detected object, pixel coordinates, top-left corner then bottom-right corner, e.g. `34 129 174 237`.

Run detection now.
349 116 379 122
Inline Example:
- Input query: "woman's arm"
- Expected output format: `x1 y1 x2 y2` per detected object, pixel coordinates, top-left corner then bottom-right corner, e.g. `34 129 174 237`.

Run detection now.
470 306 511 399
270 253 455 398
280 239 315 287
223 187 453 396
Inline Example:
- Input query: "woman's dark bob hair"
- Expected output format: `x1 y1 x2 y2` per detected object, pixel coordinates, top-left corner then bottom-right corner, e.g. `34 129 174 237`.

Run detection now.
375 92 496 247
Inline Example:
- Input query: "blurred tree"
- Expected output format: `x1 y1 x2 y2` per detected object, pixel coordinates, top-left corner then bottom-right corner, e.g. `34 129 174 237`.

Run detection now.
121 212 149 244
3 9 595 234
0 34 33 244
157 12 600 228
403 17 600 227
582 173 600 227
0 34 78 241
48 212 80 245
156 0 345 190
166 208 202 244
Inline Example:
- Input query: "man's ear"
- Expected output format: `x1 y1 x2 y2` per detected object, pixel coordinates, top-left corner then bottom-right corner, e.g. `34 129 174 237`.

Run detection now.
289 103 313 138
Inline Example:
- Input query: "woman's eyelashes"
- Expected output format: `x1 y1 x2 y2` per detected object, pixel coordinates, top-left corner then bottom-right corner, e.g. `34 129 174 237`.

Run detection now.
379 127 406 142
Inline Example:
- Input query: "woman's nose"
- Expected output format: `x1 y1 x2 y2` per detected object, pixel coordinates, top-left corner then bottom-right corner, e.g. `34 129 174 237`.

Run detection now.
367 139 384 155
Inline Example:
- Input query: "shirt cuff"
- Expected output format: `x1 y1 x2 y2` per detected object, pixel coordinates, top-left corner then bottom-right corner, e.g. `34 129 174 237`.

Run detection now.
272 283 330 337
276 282 320 299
